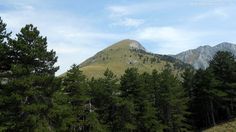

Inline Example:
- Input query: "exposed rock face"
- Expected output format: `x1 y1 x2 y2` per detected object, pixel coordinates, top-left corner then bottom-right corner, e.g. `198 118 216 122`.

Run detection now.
173 42 236 69
129 40 146 51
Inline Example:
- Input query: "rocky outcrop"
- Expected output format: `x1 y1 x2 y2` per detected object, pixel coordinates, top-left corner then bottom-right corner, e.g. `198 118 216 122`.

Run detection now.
173 42 236 69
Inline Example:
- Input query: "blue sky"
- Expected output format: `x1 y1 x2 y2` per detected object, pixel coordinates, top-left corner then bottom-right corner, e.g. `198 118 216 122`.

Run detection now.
1 0 236 75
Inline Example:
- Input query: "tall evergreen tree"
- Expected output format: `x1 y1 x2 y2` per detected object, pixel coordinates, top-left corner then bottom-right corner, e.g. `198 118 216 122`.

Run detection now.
191 68 226 129
118 68 139 131
1 24 59 131
0 17 12 131
209 51 236 117
152 68 189 132
89 69 119 131
182 68 195 99
191 69 217 129
49 86 76 132
0 17 11 74
138 72 162 132
182 68 195 130
118 68 161 131
58 64 105 132
190 52 236 130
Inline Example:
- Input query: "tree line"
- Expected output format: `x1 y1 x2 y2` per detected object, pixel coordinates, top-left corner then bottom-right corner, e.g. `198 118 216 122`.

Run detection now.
1 17 236 132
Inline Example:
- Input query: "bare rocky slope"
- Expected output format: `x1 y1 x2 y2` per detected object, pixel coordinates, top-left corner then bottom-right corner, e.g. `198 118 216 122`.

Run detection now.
172 42 236 69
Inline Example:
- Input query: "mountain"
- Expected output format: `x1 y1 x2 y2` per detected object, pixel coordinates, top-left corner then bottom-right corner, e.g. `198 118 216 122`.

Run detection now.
173 42 236 69
78 39 190 78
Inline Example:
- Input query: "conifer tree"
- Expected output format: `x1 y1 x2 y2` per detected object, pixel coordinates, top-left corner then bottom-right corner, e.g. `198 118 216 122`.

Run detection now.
209 51 236 117
0 17 13 131
0 17 11 74
1 24 59 131
187 52 236 130
118 68 139 131
89 69 119 131
191 69 216 128
49 88 75 132
138 72 162 131
119 68 161 131
182 68 195 130
59 64 105 132
152 68 189 132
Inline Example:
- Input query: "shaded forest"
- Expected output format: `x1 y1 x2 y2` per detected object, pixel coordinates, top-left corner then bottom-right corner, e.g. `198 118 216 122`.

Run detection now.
1 18 236 132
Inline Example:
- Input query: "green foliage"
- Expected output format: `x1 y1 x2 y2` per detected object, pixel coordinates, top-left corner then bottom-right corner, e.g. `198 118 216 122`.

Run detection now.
1 17 236 132
152 69 189 132
0 23 59 131
89 69 119 131
51 64 106 131
49 90 75 132
188 51 236 130
0 17 11 74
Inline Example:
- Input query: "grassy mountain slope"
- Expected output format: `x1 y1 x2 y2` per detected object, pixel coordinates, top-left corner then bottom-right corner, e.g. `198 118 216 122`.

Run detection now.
203 119 236 132
78 39 190 78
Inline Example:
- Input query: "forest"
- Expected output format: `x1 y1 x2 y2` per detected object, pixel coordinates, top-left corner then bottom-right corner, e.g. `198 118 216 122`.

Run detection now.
1 18 236 132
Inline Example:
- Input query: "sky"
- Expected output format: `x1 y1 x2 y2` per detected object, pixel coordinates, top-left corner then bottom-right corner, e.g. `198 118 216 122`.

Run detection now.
1 0 236 75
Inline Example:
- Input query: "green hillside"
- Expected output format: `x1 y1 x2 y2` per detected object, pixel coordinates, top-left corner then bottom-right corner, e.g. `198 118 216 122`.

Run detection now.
203 119 236 132
77 39 190 78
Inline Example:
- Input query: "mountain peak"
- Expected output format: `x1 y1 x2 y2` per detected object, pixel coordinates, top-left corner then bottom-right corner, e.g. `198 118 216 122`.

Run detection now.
173 42 236 69
108 39 146 51
76 39 187 78
214 42 236 49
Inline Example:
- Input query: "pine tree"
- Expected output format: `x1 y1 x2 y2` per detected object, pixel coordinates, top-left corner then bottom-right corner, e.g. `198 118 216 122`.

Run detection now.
118 68 161 131
0 17 12 131
118 68 139 131
182 68 195 130
49 88 76 132
182 68 195 99
191 68 226 129
209 51 236 116
1 24 59 131
137 72 162 131
191 69 215 129
60 64 105 131
187 52 236 130
0 17 11 74
152 68 189 132
89 69 119 131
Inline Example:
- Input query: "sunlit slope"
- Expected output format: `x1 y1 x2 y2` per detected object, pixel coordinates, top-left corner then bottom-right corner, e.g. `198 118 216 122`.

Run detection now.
75 39 190 78
203 119 236 132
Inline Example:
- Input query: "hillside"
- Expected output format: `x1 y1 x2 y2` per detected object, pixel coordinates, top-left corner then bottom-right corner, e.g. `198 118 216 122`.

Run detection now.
173 42 236 69
78 39 190 78
203 119 236 132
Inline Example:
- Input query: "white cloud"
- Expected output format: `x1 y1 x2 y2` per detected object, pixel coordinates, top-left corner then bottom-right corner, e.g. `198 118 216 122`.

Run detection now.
191 8 229 21
48 42 81 54
106 2 177 27
0 1 123 75
107 5 145 27
107 5 131 17
137 27 189 42
60 31 120 40
135 26 205 54
190 0 236 7
107 2 172 17
112 18 144 27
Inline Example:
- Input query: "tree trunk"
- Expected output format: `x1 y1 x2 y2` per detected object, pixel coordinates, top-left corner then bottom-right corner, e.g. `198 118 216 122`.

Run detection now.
231 97 234 115
210 100 216 126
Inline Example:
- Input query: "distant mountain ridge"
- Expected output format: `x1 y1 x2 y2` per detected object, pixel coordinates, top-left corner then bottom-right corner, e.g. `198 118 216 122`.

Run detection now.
173 42 236 69
62 40 236 77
